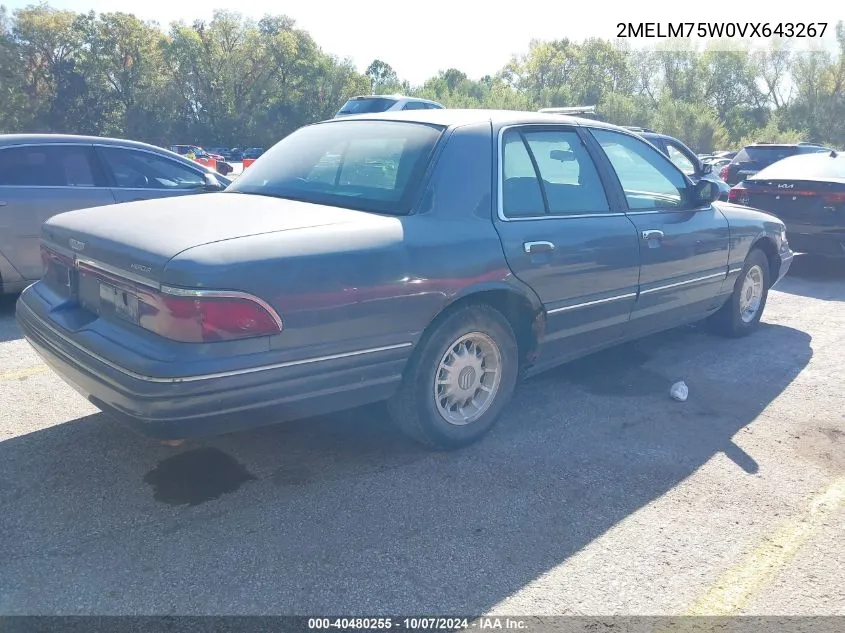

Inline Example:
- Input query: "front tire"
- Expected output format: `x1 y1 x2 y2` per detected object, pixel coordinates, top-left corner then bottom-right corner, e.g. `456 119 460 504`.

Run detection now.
388 305 519 450
708 248 770 337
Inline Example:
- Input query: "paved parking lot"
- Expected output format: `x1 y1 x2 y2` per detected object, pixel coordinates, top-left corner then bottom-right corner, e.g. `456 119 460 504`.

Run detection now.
1 256 844 616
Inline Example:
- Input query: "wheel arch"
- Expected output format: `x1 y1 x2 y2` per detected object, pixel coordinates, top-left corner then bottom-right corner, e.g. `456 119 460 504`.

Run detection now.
411 280 545 375
749 235 780 286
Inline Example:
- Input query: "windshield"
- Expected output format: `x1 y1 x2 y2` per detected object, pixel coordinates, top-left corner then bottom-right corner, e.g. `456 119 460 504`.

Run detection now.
752 154 845 181
336 97 398 116
227 120 445 214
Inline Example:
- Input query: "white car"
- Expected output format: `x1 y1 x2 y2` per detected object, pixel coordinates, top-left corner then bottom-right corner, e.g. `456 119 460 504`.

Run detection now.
334 95 444 117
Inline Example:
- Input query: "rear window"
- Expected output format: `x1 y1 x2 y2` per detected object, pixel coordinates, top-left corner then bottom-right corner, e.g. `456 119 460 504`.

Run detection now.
227 120 444 214
752 154 845 181
337 97 398 115
734 146 799 165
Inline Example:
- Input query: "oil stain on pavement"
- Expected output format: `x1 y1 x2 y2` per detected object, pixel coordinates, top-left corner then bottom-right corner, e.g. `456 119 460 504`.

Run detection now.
144 447 257 506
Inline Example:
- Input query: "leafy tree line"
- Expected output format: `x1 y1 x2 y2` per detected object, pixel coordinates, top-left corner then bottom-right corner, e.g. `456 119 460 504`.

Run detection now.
2 4 845 152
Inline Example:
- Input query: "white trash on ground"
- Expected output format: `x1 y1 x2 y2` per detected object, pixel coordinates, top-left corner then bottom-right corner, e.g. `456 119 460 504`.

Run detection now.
670 381 689 402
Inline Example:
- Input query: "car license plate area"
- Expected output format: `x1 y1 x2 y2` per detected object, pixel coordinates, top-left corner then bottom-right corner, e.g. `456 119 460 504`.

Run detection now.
99 282 140 323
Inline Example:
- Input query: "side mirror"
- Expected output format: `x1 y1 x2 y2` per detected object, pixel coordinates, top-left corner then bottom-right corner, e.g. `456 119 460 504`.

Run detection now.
700 161 713 175
692 179 720 206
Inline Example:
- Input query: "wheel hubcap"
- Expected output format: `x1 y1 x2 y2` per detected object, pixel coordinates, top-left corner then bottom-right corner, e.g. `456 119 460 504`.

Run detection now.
433 332 502 426
739 264 764 323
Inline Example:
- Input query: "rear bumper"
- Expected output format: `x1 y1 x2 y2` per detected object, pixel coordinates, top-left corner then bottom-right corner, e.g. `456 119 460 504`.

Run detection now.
16 285 410 439
785 228 845 258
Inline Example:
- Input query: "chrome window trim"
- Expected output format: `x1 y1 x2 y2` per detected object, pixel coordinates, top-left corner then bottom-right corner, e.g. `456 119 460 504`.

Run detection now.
72 256 285 330
496 123 622 222
640 272 725 295
19 300 411 384
547 292 637 314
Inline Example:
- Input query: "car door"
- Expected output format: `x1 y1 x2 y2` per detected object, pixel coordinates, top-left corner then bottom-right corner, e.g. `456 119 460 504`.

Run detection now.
492 124 640 365
94 145 216 203
587 128 730 334
0 143 115 282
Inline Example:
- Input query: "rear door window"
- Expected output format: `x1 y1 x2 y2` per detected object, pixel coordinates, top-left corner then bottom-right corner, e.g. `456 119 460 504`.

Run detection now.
0 145 102 187
96 147 206 190
501 128 610 217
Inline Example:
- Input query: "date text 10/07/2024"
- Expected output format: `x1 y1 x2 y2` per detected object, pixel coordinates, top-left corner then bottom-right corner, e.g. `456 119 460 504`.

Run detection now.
307 618 529 630
616 22 828 39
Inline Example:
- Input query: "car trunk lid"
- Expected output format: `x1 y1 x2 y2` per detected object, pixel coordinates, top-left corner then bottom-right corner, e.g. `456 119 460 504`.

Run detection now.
41 192 364 281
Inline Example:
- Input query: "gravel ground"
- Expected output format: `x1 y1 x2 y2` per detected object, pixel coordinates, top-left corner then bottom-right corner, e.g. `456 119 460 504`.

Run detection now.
0 254 843 617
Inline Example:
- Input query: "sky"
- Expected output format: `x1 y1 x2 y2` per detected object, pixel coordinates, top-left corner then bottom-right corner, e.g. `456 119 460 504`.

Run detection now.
5 0 842 85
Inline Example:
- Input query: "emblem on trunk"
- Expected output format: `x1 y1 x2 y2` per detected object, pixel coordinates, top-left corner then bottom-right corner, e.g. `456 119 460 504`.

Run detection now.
130 263 152 273
69 238 85 251
777 184 794 189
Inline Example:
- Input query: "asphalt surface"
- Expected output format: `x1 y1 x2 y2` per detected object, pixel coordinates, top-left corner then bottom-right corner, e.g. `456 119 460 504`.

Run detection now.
1 255 843 616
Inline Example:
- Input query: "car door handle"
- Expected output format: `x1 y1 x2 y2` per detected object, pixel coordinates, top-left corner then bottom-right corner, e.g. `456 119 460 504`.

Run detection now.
523 241 555 254
641 230 664 241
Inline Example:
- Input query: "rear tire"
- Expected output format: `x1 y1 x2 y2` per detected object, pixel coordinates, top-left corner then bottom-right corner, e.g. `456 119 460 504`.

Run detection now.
387 305 519 450
708 248 770 338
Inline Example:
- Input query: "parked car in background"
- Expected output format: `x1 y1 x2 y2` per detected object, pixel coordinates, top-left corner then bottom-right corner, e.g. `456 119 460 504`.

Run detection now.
17 110 791 449
0 134 230 294
626 127 731 200
705 157 732 172
169 144 234 176
243 147 266 160
227 148 244 162
334 95 444 118
728 150 845 257
720 143 833 185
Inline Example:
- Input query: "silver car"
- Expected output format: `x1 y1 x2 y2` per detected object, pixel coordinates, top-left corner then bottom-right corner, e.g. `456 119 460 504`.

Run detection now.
0 134 231 295
334 95 444 117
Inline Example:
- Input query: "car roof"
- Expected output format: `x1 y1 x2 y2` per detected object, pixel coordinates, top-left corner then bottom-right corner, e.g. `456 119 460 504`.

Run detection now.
0 133 170 151
0 133 220 174
315 108 625 131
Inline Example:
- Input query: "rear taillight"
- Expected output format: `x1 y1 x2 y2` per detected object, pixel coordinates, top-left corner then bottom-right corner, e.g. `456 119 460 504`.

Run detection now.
728 186 748 205
822 192 845 205
720 165 729 181
138 287 283 343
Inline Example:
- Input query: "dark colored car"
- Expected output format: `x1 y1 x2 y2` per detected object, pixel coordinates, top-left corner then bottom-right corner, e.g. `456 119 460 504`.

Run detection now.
16 110 792 449
227 148 244 162
720 143 833 186
0 134 230 295
243 147 266 160
728 150 845 257
627 128 731 200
